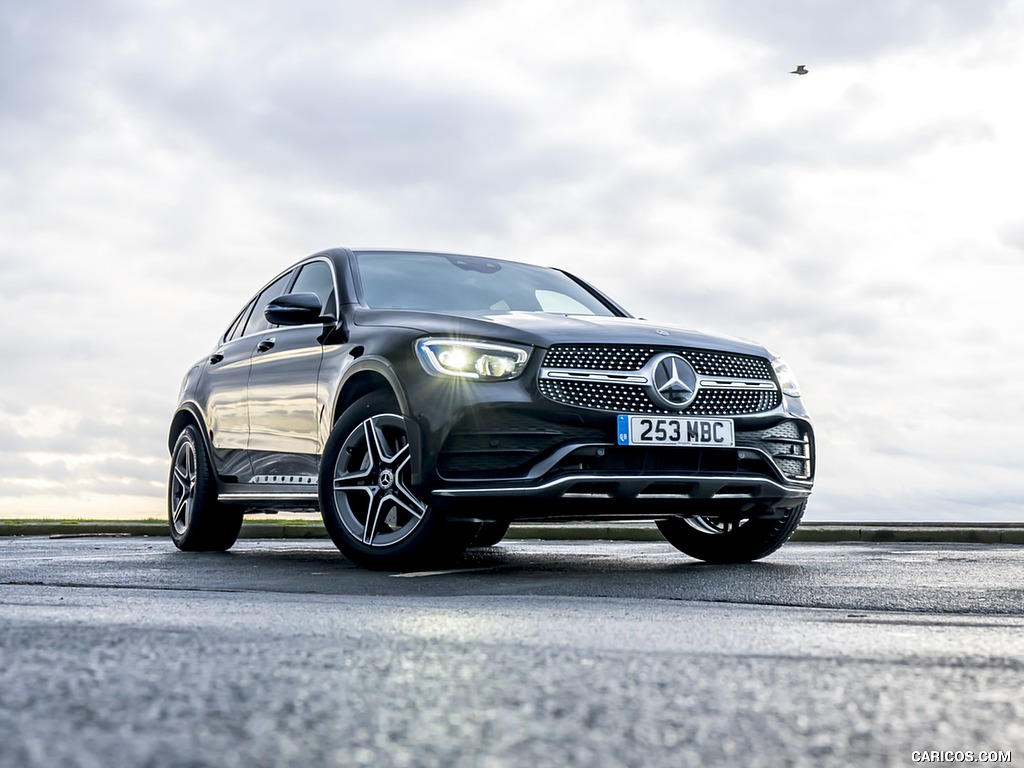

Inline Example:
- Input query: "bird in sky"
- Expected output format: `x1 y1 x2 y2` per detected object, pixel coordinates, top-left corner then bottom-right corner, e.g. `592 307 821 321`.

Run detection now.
791 65 808 75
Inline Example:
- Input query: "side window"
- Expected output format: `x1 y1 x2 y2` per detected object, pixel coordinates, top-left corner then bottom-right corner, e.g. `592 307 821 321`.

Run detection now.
224 299 256 342
242 271 295 337
290 261 336 316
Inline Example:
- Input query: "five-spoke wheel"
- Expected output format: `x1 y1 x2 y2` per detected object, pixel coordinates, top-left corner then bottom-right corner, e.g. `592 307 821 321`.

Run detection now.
169 433 198 538
331 412 428 548
319 393 463 570
167 424 243 552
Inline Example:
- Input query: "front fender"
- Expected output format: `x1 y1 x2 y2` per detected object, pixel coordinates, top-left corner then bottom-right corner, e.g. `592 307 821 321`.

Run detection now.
330 356 426 484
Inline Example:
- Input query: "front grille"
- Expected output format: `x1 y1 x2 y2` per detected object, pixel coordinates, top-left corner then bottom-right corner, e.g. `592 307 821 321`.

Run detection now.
690 390 781 416
539 344 780 415
685 350 773 379
538 379 780 415
542 345 773 379
543 346 659 371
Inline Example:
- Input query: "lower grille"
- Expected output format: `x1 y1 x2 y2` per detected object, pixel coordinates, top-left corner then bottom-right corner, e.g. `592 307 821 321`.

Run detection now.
438 413 605 478
737 421 813 480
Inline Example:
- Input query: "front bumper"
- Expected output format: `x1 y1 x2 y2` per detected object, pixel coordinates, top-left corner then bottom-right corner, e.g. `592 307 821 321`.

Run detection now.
403 360 814 522
432 470 811 522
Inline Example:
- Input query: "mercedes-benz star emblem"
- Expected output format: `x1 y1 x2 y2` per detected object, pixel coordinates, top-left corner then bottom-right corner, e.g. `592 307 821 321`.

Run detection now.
650 353 698 410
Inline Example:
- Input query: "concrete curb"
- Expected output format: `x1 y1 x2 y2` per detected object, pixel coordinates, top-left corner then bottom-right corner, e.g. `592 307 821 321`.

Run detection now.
1 520 1023 544
510 523 1024 545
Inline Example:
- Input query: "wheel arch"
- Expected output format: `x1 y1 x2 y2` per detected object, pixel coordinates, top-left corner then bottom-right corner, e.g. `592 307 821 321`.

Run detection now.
331 361 409 424
329 359 423 483
168 403 210 455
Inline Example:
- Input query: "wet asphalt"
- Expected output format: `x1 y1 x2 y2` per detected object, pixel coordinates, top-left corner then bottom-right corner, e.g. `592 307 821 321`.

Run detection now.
1 537 1022 767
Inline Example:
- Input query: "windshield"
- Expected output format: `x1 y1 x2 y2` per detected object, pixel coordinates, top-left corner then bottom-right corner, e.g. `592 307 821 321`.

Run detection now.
354 251 617 316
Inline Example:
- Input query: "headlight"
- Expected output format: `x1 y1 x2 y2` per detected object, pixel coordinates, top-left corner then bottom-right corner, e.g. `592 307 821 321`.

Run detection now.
771 357 801 397
415 338 530 381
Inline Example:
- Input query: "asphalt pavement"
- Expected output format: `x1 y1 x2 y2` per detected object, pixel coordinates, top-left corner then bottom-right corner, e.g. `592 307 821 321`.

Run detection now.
1 536 1023 767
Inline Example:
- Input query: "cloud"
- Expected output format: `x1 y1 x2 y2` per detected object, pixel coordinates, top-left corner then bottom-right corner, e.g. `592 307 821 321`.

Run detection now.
692 0 1010 61
1 0 1023 522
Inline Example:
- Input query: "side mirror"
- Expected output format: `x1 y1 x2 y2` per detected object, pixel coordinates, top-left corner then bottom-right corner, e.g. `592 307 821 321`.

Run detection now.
264 293 325 326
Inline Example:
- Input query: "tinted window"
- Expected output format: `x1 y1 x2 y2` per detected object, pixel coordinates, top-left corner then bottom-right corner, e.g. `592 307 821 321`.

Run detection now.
354 251 614 316
224 299 256 342
243 271 295 336
290 261 336 315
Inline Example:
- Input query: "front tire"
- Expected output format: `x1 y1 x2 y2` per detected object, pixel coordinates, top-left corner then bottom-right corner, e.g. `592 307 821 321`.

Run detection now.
657 502 806 563
319 393 463 570
168 424 243 552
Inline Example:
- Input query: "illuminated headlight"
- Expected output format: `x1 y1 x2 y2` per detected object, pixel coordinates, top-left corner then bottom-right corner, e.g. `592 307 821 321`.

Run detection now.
771 357 802 397
415 338 530 381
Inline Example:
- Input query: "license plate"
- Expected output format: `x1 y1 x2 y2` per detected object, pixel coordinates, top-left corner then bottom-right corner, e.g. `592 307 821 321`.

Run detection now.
616 415 735 447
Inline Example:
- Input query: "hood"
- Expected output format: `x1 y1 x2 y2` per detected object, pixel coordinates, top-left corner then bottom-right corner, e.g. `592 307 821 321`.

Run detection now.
352 308 770 358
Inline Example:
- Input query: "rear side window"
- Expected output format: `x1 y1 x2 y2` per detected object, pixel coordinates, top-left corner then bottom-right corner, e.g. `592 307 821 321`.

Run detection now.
242 270 295 337
224 299 256 342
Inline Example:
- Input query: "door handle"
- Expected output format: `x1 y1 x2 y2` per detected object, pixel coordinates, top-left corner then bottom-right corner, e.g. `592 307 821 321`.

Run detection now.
257 337 276 352
208 353 224 364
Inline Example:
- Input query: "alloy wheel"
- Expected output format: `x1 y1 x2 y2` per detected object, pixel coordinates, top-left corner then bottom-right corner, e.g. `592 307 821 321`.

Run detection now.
684 516 747 535
170 437 196 536
332 414 428 547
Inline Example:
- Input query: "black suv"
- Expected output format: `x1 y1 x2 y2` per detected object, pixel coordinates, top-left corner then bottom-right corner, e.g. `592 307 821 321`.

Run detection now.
168 249 814 569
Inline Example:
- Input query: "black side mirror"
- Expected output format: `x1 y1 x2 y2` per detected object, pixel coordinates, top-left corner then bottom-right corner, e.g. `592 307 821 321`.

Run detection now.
264 293 326 326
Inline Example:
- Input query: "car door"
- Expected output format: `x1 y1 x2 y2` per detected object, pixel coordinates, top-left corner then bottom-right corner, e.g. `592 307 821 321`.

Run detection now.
245 259 336 483
198 297 261 482
203 269 296 483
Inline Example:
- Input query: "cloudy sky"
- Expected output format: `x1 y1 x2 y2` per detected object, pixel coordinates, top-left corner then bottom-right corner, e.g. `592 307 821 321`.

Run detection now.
2 0 1022 522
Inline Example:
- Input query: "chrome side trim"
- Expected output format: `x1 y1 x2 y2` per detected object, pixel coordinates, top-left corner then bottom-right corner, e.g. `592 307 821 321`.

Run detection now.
219 493 319 501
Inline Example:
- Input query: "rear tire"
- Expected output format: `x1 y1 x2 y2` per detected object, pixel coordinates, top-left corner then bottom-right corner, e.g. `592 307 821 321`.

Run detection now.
319 393 466 570
657 502 806 563
168 424 243 552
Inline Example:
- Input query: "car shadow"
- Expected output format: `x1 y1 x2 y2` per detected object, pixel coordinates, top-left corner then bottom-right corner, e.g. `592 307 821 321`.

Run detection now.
178 539 811 604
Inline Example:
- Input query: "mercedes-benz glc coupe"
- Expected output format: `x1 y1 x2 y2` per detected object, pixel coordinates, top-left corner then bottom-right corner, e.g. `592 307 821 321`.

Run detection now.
168 249 814 569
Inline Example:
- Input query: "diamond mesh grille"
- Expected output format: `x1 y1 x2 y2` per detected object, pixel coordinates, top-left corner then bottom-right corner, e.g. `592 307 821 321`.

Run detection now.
539 345 779 415
542 346 659 371
683 350 773 379
542 345 773 379
686 389 782 416
538 379 781 415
